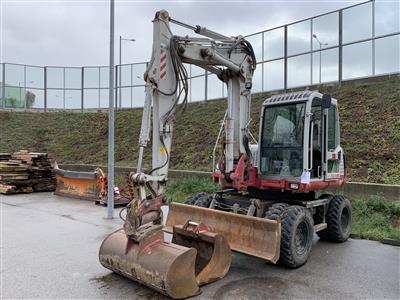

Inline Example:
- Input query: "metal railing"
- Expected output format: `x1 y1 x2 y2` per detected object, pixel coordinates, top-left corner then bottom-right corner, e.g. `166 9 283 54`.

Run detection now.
1 0 399 111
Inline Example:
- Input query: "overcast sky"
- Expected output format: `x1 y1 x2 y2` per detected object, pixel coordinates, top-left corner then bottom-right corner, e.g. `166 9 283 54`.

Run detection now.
1 0 369 66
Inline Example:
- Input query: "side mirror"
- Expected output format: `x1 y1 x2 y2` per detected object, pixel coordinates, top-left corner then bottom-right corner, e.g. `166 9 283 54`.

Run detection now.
322 94 332 109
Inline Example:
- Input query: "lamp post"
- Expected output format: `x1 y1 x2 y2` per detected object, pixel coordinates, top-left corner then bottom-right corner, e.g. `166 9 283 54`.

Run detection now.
18 81 34 109
107 0 115 219
118 36 136 109
312 34 328 84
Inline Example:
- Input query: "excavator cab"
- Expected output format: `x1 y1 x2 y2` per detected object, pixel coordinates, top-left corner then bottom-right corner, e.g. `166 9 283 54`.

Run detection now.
259 91 345 188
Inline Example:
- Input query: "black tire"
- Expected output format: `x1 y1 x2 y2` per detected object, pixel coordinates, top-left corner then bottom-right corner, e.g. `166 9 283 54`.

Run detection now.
317 195 352 242
279 206 314 268
265 203 289 220
184 192 213 208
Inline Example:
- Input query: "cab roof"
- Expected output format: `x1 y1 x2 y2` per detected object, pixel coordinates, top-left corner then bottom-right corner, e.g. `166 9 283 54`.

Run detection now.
263 90 319 106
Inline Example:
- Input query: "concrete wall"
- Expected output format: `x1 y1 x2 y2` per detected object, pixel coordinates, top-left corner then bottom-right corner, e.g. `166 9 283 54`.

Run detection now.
59 164 399 201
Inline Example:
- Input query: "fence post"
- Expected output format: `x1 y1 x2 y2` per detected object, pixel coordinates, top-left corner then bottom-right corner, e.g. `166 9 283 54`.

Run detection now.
284 25 288 91
338 10 343 85
44 66 47 112
23 65 27 109
204 70 208 101
310 19 313 85
2 63 5 108
372 0 375 76
81 67 84 112
261 32 265 92
115 65 118 109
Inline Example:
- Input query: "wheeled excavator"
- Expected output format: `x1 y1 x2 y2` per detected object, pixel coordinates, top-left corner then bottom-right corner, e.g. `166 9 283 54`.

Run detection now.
99 10 352 299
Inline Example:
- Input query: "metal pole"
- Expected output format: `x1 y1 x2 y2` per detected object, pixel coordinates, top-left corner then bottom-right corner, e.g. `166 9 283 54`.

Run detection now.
115 65 118 109
63 68 66 110
284 25 288 91
44 67 47 112
319 44 322 84
81 67 84 112
107 0 115 218
204 70 208 101
261 32 264 92
310 19 313 85
119 35 122 109
2 63 5 108
23 66 26 109
338 10 343 85
18 83 22 108
372 0 375 76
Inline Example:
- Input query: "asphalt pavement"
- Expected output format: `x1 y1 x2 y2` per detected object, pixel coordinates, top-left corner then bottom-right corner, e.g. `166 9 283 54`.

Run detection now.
1 192 399 299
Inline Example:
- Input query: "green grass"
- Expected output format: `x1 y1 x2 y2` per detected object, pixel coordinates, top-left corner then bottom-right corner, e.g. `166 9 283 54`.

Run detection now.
163 177 400 241
352 195 400 240
165 176 220 203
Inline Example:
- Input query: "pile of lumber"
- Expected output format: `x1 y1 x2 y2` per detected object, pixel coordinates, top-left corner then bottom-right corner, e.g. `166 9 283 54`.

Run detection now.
0 150 56 194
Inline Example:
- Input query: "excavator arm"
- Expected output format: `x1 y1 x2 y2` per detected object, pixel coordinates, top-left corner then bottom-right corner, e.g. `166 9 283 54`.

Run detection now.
132 10 256 200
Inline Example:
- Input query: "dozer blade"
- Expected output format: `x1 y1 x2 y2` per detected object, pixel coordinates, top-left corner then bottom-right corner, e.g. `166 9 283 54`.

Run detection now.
165 202 281 263
99 223 231 299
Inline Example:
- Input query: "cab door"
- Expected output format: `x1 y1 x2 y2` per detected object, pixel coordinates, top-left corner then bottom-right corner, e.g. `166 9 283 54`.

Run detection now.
324 104 345 180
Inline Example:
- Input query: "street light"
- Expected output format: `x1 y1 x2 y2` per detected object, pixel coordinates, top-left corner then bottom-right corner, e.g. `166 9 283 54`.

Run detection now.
119 36 136 109
18 81 34 108
312 34 328 84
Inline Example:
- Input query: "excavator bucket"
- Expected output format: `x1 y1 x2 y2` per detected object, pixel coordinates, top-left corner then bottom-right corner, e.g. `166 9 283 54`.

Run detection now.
165 203 281 263
99 222 231 299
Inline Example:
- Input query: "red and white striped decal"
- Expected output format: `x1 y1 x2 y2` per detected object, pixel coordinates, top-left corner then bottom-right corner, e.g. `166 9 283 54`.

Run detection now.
160 49 167 79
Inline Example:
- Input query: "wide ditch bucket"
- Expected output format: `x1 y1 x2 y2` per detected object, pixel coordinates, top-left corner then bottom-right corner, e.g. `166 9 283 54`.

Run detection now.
99 222 231 299
165 203 281 263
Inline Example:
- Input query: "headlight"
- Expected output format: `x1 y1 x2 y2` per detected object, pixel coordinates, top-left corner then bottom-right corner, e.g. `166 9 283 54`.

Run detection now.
290 183 299 190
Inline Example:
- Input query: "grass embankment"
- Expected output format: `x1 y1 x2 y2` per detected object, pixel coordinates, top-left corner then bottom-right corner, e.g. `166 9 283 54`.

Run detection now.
0 77 399 184
164 176 400 241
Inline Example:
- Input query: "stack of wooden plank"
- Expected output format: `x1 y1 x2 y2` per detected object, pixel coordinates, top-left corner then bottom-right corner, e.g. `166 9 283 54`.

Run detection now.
0 153 12 161
0 150 56 194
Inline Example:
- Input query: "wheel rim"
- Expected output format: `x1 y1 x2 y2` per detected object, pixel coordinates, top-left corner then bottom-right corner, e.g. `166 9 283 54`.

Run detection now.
341 206 351 234
294 220 311 256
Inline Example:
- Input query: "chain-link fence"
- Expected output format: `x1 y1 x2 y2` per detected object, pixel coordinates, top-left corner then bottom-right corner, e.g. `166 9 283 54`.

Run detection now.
1 0 399 111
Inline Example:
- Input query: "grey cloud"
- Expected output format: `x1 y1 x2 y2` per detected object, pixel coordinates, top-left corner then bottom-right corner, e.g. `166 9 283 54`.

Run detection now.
2 0 364 66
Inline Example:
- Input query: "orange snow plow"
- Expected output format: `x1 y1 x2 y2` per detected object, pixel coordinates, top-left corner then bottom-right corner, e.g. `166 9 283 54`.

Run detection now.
54 168 106 201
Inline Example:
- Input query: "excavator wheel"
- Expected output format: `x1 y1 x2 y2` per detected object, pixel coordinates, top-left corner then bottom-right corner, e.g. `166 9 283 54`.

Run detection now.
185 192 213 207
264 203 289 220
277 205 314 268
317 195 352 242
